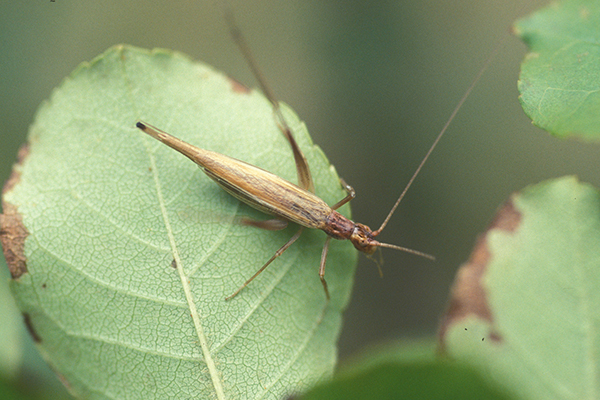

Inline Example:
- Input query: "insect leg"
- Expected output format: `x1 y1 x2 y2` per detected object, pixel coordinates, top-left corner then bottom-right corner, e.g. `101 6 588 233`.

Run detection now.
225 9 315 193
225 227 304 300
319 236 333 300
331 178 356 210
272 117 314 193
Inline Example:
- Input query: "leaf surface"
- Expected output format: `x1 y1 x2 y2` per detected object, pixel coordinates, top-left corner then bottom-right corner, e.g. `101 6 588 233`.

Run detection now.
2 45 357 399
441 176 600 400
515 0 600 140
298 340 513 400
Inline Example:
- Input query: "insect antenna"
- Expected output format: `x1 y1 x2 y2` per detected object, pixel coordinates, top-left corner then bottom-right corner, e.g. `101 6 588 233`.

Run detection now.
372 36 509 237
376 243 435 260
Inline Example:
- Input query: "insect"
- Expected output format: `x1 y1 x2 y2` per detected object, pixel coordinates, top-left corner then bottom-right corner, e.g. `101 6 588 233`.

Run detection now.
136 11 500 301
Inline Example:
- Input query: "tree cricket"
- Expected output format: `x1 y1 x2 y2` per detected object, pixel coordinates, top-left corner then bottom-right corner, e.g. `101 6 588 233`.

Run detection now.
136 11 500 301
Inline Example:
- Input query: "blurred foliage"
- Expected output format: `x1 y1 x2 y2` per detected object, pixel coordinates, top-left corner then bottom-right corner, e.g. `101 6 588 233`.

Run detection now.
516 0 600 139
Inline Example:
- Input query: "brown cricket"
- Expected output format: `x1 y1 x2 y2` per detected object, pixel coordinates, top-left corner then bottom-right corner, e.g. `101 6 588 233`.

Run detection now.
136 119 433 300
136 11 500 301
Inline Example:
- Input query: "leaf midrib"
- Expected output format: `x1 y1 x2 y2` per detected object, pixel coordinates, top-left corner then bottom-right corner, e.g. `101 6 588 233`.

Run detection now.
146 142 226 400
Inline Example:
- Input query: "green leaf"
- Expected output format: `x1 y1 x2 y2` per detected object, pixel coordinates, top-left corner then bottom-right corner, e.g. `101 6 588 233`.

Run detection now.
515 0 600 140
0 259 22 378
0 377 30 400
1 45 357 399
298 340 513 400
300 363 513 400
0 262 72 399
441 176 600 400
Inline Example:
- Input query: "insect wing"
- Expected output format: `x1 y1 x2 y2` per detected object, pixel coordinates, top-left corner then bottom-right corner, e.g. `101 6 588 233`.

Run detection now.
200 153 330 229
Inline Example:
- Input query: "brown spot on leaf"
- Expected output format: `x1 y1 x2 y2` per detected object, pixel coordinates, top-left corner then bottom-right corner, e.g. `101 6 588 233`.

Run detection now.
489 200 521 233
23 313 41 343
171 259 177 269
3 145 29 195
1 144 30 278
489 332 502 342
17 145 30 165
229 77 250 94
0 208 28 278
438 200 522 349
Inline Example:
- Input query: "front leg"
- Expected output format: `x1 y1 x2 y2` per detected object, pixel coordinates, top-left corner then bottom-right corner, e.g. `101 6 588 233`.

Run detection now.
331 178 356 210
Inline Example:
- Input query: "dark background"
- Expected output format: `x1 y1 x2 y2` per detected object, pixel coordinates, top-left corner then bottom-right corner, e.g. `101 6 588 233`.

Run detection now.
2 0 597 385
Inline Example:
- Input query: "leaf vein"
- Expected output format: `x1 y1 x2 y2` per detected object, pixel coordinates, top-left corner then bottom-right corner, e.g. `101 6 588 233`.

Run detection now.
145 141 227 400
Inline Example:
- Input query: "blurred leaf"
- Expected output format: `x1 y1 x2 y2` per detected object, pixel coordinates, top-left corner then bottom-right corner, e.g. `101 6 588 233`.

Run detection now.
0 258 22 378
515 0 600 140
1 45 357 399
0 377 30 400
299 342 513 400
0 375 72 400
334 337 439 380
441 176 600 400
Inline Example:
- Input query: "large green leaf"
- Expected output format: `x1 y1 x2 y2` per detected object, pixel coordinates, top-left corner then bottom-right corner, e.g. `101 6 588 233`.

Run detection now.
441 176 600 400
515 0 600 140
1 45 357 399
300 361 513 400
298 340 513 400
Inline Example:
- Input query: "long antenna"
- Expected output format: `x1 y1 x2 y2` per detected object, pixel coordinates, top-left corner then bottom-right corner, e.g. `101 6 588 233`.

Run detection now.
373 36 509 236
376 242 435 260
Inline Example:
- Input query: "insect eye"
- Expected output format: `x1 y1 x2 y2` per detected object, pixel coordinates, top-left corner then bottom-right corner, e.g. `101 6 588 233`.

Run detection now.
353 232 370 248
